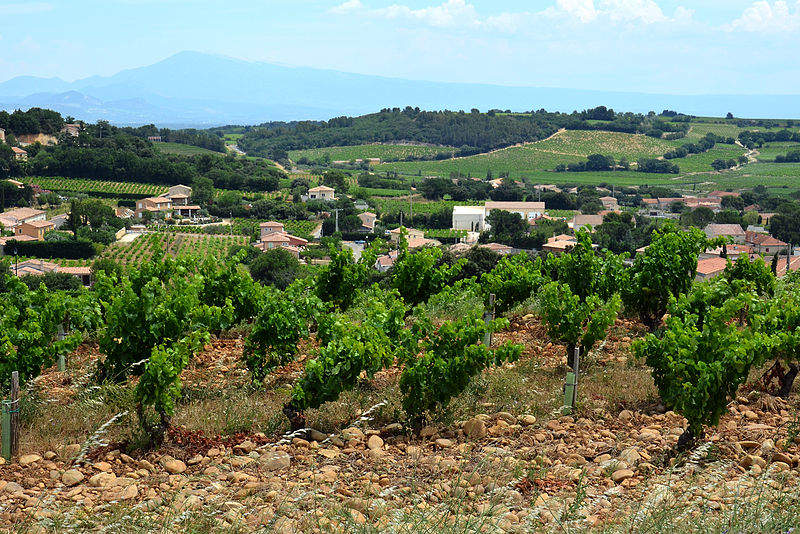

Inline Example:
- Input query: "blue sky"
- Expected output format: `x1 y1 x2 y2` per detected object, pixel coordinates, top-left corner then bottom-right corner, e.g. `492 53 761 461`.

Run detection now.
1 0 799 94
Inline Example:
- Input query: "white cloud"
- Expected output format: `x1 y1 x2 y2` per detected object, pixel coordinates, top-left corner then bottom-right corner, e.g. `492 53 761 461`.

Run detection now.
330 0 690 30
330 0 364 15
725 1 800 32
0 3 52 16
556 0 597 23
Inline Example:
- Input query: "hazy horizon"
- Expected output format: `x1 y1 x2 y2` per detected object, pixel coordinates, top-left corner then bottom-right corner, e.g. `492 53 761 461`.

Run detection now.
1 1 799 96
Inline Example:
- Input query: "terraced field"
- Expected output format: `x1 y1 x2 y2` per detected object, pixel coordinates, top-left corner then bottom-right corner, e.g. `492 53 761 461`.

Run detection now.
377 131 682 178
290 144 455 164
26 177 167 197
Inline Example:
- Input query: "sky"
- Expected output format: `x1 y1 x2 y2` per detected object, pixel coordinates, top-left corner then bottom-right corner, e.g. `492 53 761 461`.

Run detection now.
0 0 799 94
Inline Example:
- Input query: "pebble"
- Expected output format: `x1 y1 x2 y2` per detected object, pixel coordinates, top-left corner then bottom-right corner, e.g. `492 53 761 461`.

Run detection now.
463 418 488 439
61 469 84 487
367 435 384 450
18 454 42 466
611 469 635 483
260 451 291 471
164 460 187 474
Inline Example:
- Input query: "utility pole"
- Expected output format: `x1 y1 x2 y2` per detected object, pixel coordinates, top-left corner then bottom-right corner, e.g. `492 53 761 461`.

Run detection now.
332 208 342 233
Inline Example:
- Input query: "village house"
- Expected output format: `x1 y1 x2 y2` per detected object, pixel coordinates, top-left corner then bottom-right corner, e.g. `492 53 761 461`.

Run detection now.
61 124 81 137
542 234 577 254
307 185 336 201
10 259 93 287
135 197 173 218
0 128 5 142
16 220 54 241
389 227 425 242
11 147 27 160
571 214 604 232
452 201 546 232
1 207 47 227
696 257 729 281
254 221 308 257
599 196 619 210
357 212 377 232
452 206 487 232
479 242 513 255
162 184 193 204
704 223 746 244
745 231 787 255
702 243 754 259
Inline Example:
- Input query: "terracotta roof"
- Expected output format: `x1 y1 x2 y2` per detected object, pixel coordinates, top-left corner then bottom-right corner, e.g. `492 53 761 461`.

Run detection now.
24 220 54 228
696 257 729 276
261 233 290 243
406 237 437 249
2 207 45 221
708 191 740 198
572 215 604 229
260 221 284 228
308 185 335 192
485 201 545 211
11 147 26 155
59 267 92 275
704 224 745 238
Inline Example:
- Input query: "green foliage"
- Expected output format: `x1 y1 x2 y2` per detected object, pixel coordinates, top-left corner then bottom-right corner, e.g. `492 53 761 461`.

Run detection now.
98 254 232 381
0 277 83 386
243 282 324 383
249 247 300 289
480 252 545 313
290 294 408 411
552 230 627 302
634 289 764 436
198 253 263 325
538 281 621 360
391 238 465 306
623 225 712 330
315 242 378 310
399 311 522 425
136 331 210 419
724 255 776 296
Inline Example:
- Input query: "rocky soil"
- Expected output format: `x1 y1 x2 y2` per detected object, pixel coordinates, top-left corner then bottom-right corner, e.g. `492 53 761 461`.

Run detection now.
1 323 798 532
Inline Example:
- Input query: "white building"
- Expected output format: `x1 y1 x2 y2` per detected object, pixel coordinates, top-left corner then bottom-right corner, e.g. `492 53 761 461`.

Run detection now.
452 201 546 232
452 206 488 232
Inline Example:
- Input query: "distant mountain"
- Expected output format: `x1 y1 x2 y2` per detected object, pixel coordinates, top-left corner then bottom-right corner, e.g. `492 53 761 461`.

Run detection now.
0 51 797 126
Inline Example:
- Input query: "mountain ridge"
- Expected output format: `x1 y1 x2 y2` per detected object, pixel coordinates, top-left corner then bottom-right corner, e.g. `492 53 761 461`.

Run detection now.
1 51 797 126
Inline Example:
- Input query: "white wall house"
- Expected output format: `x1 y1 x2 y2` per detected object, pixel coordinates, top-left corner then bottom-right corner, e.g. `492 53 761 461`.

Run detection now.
452 201 546 232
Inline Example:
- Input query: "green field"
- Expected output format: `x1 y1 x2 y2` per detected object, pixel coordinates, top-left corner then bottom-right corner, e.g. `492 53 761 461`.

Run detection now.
755 142 800 162
103 232 250 265
377 130 682 179
290 144 456 164
155 142 221 156
27 177 167 197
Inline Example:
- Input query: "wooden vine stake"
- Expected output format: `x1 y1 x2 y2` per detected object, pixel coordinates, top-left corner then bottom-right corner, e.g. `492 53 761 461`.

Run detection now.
10 371 19 459
483 294 496 347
